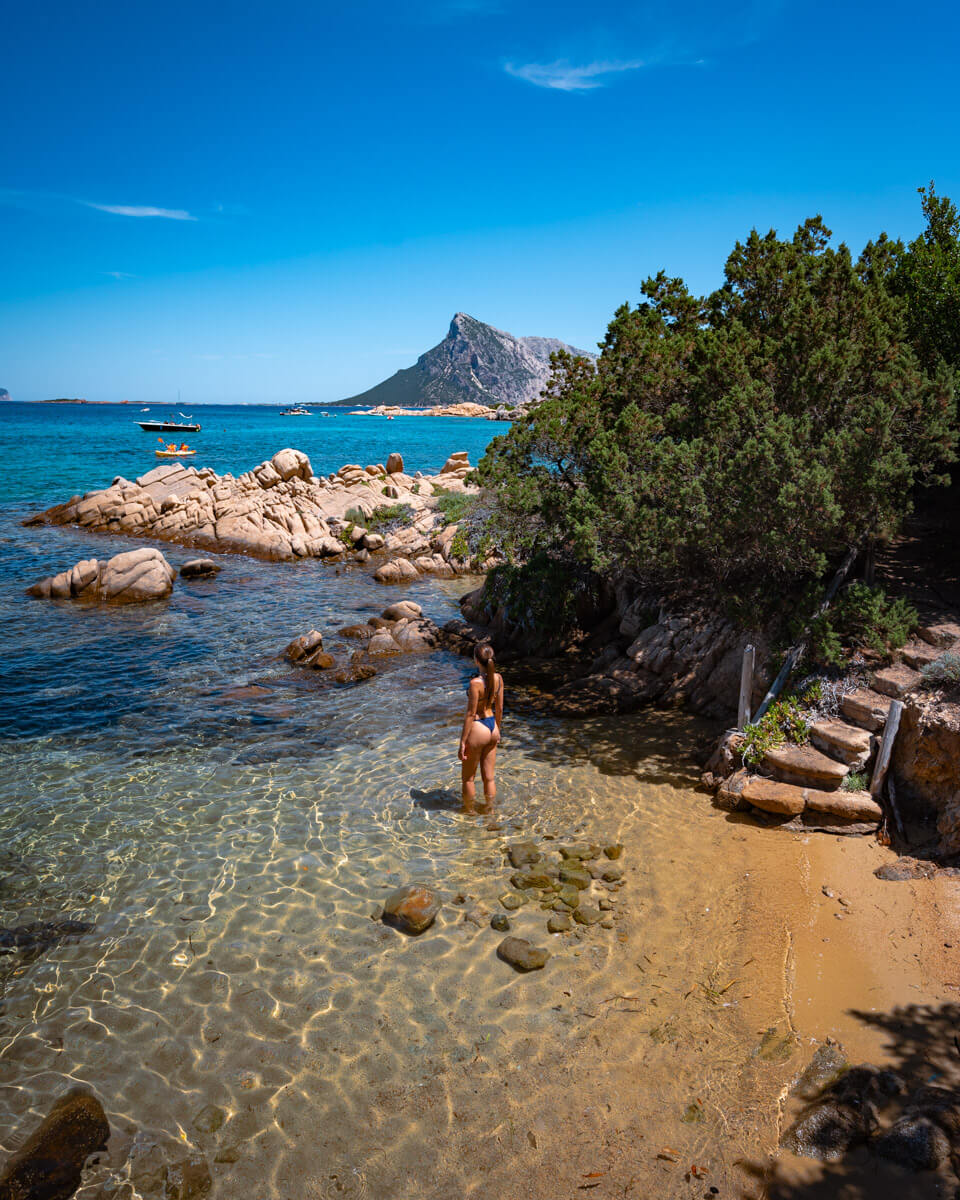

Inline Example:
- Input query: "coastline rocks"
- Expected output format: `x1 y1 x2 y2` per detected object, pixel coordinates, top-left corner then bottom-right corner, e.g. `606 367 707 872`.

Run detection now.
496 936 550 972
0 1087 109 1200
179 558 220 579
382 885 441 935
386 452 404 473
27 547 176 604
28 449 485 573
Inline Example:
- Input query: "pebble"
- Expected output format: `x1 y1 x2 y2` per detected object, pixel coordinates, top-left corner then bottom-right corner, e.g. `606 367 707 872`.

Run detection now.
497 936 550 972
507 841 541 868
193 1104 225 1134
547 913 573 934
603 844 623 859
573 904 602 926
601 866 623 882
490 914 510 932
499 892 525 911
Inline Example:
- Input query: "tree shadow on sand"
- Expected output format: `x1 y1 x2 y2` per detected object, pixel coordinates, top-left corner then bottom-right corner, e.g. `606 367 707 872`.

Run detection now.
739 1003 960 1199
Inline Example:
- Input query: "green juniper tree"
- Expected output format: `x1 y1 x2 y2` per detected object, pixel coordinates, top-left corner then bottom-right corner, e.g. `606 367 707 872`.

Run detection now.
476 216 956 621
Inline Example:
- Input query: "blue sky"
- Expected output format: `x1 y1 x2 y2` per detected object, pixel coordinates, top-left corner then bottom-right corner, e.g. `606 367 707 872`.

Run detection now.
2 0 958 404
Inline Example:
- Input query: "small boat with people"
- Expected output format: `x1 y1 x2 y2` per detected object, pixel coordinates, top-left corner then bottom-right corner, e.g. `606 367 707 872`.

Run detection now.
155 438 196 458
280 406 312 416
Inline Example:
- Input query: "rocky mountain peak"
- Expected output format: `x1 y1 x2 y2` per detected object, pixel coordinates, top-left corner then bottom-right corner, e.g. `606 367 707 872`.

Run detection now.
339 314 594 410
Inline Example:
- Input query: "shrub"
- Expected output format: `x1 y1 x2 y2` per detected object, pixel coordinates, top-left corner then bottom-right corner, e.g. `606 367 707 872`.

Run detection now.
808 583 918 667
842 770 869 792
345 503 413 531
741 694 811 766
480 553 605 646
920 651 960 687
434 491 476 525
476 216 955 620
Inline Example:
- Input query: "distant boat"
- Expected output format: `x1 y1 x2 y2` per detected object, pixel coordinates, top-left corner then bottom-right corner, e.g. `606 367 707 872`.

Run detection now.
140 407 150 412
138 414 201 432
156 448 196 458
280 406 312 416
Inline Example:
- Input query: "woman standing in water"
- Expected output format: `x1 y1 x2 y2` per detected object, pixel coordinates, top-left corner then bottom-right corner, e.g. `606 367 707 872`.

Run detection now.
458 643 503 813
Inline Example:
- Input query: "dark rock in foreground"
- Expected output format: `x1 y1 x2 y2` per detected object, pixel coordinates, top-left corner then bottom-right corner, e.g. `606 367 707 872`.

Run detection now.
179 558 220 579
0 1088 109 1200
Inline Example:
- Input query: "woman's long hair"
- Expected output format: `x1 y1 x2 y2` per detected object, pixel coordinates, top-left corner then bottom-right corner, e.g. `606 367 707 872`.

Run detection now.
476 643 496 711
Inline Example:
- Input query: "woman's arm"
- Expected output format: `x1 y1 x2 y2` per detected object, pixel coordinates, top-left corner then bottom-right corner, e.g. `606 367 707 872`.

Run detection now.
494 675 504 740
459 681 479 761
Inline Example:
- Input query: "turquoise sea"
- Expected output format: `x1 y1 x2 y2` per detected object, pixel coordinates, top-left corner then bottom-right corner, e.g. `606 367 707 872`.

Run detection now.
0 401 772 1197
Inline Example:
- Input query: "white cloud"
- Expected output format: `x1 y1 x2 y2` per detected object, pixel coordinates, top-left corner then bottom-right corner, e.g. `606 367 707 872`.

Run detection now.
504 58 644 91
103 270 136 280
86 202 197 221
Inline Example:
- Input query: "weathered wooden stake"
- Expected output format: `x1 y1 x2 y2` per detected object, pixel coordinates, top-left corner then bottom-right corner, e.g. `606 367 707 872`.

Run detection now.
871 697 904 803
738 644 755 730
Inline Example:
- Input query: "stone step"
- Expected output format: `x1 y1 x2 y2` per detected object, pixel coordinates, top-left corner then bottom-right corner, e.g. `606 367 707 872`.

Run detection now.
840 687 892 731
872 663 921 699
762 743 849 790
900 640 941 671
809 719 873 769
918 621 960 648
742 776 882 823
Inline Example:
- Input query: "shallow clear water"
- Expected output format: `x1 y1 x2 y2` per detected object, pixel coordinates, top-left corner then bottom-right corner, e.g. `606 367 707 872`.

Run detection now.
1 405 793 1196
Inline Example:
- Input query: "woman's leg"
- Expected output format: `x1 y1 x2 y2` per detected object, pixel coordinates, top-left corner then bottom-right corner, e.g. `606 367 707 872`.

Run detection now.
461 743 483 812
479 741 497 809
461 724 491 812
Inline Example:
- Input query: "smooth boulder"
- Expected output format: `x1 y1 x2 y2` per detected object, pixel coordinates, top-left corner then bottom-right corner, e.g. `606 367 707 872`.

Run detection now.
0 1088 109 1200
284 629 334 669
497 936 550 972
27 548 175 604
386 452 404 474
382 885 441 935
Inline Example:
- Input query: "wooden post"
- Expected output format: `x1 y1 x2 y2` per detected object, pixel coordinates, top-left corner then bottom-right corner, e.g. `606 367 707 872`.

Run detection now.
738 644 755 730
871 698 904 801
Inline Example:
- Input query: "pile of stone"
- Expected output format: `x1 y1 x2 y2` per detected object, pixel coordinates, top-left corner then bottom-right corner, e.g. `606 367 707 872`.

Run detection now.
27 447 486 583
284 600 442 684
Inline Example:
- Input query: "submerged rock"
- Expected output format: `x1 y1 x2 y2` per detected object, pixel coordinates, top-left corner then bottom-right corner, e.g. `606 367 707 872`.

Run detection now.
490 914 510 932
496 936 550 972
124 1128 212 1199
874 1116 950 1171
0 1087 109 1200
284 629 334 669
382 885 441 935
547 912 572 934
179 558 220 579
0 919 95 957
506 841 540 868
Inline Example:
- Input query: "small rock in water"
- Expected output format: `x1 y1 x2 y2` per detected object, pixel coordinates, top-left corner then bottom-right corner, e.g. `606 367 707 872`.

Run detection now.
601 866 624 882
547 913 572 934
507 841 541 868
497 936 550 972
558 865 591 890
499 892 526 911
559 843 599 861
0 1087 110 1200
603 843 623 860
126 1129 212 1199
573 904 602 926
554 883 581 908
490 914 510 932
382 885 441 935
180 558 220 579
192 1104 225 1134
600 918 614 929
511 869 554 890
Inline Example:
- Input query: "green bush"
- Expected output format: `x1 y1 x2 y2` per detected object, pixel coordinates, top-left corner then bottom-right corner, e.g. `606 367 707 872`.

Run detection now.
741 694 811 766
920 651 960 687
481 553 604 646
842 770 869 792
344 503 413 531
434 491 476 525
808 583 918 667
476 215 955 621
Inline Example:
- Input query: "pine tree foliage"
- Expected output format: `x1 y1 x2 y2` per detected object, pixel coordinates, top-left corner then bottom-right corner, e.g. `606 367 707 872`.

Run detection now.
476 217 956 610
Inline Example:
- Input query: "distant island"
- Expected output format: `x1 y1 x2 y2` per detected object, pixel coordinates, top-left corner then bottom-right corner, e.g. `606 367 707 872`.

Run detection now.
336 312 594 413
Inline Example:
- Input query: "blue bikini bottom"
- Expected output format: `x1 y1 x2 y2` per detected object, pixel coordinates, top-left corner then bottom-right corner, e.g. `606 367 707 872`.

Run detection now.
477 716 496 732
